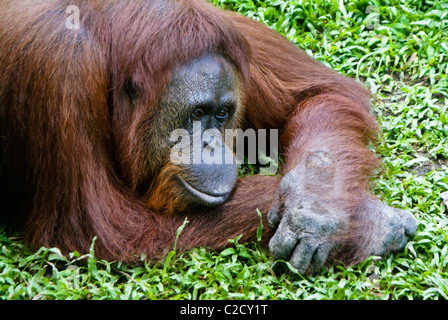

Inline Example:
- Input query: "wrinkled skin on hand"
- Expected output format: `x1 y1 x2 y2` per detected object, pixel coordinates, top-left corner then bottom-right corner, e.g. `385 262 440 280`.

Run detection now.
268 151 418 275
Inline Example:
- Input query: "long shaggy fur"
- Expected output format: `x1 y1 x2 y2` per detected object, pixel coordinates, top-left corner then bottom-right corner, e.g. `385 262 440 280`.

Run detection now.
0 0 380 265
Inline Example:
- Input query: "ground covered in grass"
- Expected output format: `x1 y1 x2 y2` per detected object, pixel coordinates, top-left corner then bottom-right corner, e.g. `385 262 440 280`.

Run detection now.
1 0 447 300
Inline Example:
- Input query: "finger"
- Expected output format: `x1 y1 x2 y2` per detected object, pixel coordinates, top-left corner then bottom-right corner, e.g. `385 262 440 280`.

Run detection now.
268 218 299 260
289 237 319 275
397 208 418 240
309 244 331 275
369 199 418 255
267 190 281 229
267 205 281 229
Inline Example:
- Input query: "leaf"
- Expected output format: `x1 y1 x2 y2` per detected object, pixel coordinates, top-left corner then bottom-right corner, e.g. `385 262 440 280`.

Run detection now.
256 209 263 242
87 237 98 278
173 218 189 252
221 248 236 256
403 157 430 167
338 278 347 288
162 250 176 280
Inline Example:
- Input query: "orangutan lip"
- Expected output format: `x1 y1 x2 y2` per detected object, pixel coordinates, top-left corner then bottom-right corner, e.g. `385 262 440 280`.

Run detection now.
176 176 230 206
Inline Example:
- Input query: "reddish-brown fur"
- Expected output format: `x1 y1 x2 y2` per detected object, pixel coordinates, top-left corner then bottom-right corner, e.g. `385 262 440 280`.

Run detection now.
0 0 380 264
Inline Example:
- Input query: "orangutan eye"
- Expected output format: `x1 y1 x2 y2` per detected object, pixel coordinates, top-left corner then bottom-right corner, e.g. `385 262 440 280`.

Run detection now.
191 108 205 120
216 109 229 120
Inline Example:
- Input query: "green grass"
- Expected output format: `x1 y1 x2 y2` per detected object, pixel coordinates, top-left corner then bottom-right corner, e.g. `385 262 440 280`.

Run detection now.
1 0 448 300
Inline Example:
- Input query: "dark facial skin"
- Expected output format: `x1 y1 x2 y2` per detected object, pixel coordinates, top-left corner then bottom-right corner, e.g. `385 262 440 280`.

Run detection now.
155 54 242 206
